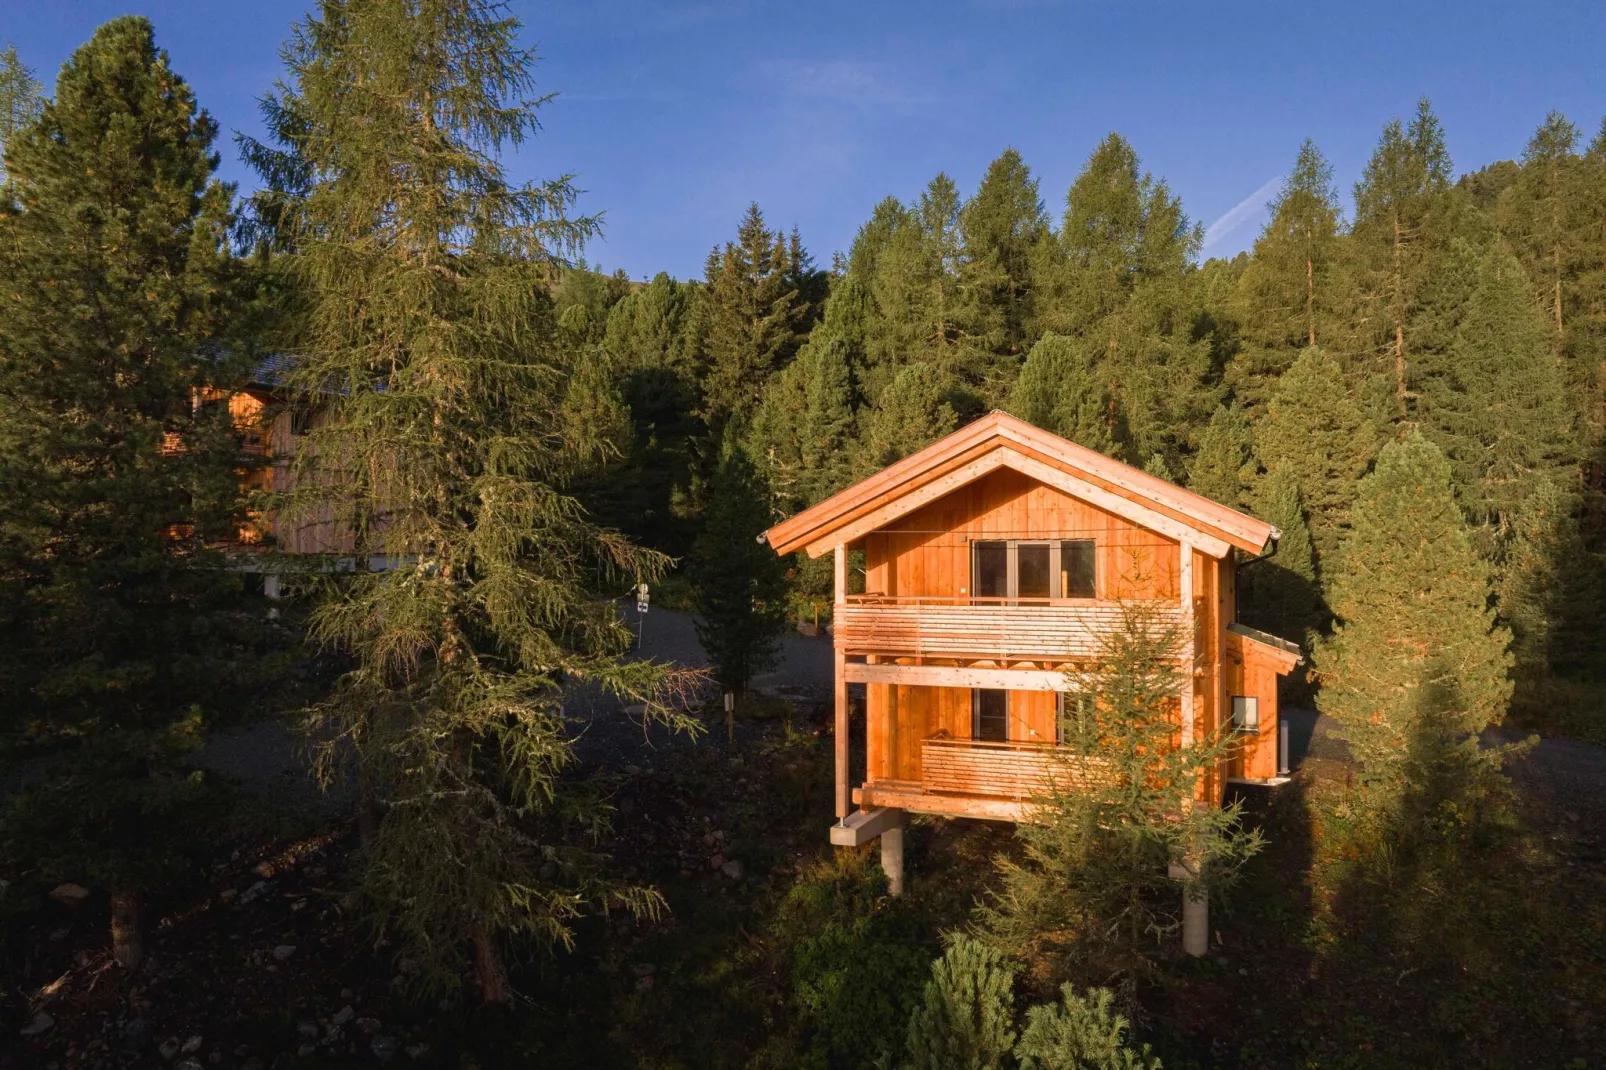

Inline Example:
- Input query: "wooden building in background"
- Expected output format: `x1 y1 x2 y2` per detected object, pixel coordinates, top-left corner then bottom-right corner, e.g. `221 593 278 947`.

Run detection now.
763 412 1300 948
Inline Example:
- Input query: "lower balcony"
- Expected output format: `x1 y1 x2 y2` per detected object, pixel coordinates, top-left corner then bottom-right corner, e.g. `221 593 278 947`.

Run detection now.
853 733 1113 821
834 596 1182 661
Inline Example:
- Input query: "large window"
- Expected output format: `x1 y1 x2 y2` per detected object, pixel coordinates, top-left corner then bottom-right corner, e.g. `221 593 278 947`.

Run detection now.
970 539 1096 602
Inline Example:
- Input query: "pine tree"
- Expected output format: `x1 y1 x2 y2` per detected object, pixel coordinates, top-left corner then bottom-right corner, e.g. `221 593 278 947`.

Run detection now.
979 603 1261 982
0 43 43 179
242 0 695 1001
1502 112 1582 347
903 935 1018 1070
698 202 815 431
1008 332 1126 458
858 361 959 471
689 433 789 697
1228 139 1343 409
1015 985 1162 1070
1352 99 1453 417
1312 434 1513 799
1252 347 1374 580
1187 404 1254 509
1238 464 1323 646
0 16 274 969
1414 241 1574 527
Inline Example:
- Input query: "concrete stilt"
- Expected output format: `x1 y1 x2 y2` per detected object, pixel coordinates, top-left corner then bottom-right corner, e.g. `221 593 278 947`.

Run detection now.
1182 885 1208 957
880 822 905 896
264 573 281 599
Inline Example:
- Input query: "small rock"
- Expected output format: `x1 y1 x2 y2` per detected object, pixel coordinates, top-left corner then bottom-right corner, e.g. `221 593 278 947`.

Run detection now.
271 944 296 962
297 1044 315 1058
20 1011 55 1037
371 1034 400 1062
123 1018 151 1045
49 883 89 906
175 1060 203 1070
332 1005 355 1026
635 974 655 992
1238 967 1248 976
340 988 354 1000
296 1021 319 1039
291 899 308 912
253 862 275 878
356 1017 382 1035
218 889 237 902
181 1035 203 1054
405 1043 429 1059
721 859 744 880
702 832 717 846
238 881 268 904
629 963 656 978
708 854 724 870
624 764 642 775
160 1037 182 1059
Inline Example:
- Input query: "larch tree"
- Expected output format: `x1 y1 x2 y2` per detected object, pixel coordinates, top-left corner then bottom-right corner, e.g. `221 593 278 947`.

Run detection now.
857 361 959 471
1312 434 1513 805
241 0 697 1001
0 43 43 179
1252 347 1374 582
1008 332 1128 459
749 333 859 516
1501 112 1582 348
0 16 277 969
1229 139 1344 410
1351 99 1453 417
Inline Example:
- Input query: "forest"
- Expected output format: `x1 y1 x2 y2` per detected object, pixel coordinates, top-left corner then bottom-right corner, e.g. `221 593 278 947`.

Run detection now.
1 2 1604 1068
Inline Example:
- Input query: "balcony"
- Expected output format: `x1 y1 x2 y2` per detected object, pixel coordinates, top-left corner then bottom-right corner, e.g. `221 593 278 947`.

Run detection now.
834 595 1183 661
854 733 1115 820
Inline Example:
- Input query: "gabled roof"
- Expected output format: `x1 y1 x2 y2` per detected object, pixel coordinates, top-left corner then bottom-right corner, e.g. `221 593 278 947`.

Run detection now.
763 411 1277 560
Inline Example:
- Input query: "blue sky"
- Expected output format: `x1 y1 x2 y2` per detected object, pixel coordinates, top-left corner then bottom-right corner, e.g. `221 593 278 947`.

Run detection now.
8 2 1605 279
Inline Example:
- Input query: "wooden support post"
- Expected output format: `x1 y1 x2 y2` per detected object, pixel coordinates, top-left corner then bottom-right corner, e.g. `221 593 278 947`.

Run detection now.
1179 541 1196 746
833 544 850 820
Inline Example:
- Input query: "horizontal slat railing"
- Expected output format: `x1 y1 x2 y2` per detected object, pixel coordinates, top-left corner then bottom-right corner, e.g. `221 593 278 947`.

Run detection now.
920 736 1113 798
834 598 1181 660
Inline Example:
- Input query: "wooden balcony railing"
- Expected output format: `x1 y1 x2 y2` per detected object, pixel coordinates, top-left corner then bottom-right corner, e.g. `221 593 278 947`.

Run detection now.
834 596 1181 660
921 733 1113 798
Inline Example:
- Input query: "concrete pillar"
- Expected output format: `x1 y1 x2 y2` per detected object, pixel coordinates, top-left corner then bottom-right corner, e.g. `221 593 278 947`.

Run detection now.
263 573 281 599
1182 885 1208 957
880 822 905 897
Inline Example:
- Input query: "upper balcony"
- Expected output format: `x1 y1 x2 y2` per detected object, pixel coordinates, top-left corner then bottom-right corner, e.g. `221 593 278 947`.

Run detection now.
833 594 1184 662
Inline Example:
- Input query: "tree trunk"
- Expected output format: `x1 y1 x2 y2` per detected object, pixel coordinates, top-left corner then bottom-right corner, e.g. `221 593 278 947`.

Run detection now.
1393 217 1407 416
1306 251 1316 346
472 927 510 1003
356 764 381 850
110 887 145 970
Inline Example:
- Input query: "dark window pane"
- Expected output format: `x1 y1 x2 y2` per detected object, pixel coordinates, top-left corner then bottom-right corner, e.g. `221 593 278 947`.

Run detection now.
1017 543 1051 599
977 689 1008 742
1063 539 1096 598
974 541 1008 600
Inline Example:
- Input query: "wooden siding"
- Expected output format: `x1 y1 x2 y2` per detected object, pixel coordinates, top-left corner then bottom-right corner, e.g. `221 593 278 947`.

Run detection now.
863 467 1180 603
922 736 1112 797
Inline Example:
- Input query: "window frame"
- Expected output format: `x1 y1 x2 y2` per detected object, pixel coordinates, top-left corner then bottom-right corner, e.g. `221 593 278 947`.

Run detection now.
969 538 1098 604
1231 695 1260 734
972 688 1009 742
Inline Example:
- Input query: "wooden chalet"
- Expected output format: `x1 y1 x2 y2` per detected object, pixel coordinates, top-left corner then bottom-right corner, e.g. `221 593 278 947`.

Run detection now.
763 411 1301 945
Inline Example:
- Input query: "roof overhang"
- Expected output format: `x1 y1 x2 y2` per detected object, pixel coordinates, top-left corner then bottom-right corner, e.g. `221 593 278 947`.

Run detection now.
763 411 1276 560
1227 622 1304 674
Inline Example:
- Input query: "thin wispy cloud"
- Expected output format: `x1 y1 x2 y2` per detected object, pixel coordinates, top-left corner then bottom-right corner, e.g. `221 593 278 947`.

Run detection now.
768 59 928 106
1201 173 1283 255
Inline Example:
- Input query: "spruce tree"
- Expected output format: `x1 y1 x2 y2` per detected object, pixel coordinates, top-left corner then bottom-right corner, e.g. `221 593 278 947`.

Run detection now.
904 935 1018 1070
1228 139 1344 409
1187 403 1255 509
243 0 695 1001
1252 347 1374 579
0 16 272 969
749 333 858 514
688 433 789 698
1008 332 1127 458
1501 112 1582 348
0 43 43 179
1498 477 1603 679
1312 434 1513 799
858 361 959 471
1238 464 1322 646
698 202 816 431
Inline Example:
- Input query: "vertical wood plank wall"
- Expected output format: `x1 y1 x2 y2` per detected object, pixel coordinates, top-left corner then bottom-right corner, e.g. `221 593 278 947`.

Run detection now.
862 468 1180 602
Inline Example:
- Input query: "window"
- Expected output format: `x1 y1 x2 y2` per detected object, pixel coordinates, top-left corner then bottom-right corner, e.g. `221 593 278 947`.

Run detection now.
973 689 1008 742
1055 691 1094 748
1232 695 1260 733
969 539 1097 603
290 406 312 437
